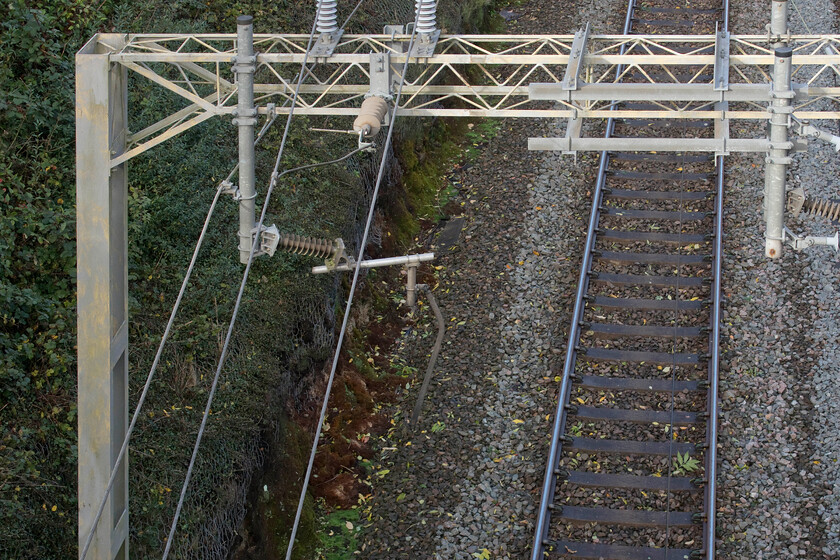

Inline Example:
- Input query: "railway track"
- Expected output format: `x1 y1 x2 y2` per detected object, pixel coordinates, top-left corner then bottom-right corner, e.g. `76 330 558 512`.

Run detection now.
531 1 728 558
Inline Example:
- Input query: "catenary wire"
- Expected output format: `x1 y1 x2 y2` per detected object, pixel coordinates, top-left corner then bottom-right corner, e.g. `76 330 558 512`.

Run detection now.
78 111 277 560
790 0 813 34
341 0 367 31
160 10 324 558
283 12 424 560
160 143 366 557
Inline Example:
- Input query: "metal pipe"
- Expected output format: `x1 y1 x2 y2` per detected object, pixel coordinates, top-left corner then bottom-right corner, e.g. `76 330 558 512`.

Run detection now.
529 4 636 557
235 16 257 264
310 252 435 273
529 137 772 153
764 47 792 258
529 82 775 103
723 0 729 33
770 0 789 45
408 284 445 430
406 264 417 307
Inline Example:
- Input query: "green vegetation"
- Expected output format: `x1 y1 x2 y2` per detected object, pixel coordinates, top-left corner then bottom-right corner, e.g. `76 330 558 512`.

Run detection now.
1 0 116 555
1 0 503 558
672 451 701 476
318 508 362 560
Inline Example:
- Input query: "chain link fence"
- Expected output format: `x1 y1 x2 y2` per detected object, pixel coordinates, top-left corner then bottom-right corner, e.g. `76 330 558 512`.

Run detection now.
125 2 494 558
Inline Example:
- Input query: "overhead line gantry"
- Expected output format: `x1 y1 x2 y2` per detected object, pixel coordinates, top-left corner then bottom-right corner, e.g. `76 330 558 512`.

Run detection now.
76 2 840 558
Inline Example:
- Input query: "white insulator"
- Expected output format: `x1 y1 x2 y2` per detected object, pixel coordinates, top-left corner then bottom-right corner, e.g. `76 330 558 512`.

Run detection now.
414 0 437 34
353 97 390 137
316 0 338 34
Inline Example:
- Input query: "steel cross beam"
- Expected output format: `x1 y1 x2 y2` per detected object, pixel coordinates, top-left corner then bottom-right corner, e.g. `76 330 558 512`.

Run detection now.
83 32 840 166
76 25 840 560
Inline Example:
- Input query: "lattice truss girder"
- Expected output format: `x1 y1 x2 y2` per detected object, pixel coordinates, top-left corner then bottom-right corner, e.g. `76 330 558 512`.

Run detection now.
94 32 840 165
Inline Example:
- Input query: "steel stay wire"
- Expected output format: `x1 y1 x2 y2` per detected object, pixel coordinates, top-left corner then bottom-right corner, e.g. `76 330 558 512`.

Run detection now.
158 142 368 557
283 12 424 560
340 0 367 32
78 110 278 560
159 0 375 553
160 10 323 558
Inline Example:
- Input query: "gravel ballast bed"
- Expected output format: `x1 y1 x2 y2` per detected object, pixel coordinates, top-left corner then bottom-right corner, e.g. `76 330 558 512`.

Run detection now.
718 1 840 558
351 1 840 558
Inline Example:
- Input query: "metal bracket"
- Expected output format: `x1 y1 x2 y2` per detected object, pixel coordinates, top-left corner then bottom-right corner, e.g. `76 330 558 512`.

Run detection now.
563 115 582 158
769 85 796 100
714 101 730 156
231 55 257 75
766 154 793 165
231 107 258 127
409 29 441 59
324 238 353 271
384 25 407 53
784 227 840 251
787 187 807 217
791 117 840 151
370 51 396 101
220 180 239 198
714 29 730 91
765 26 792 47
310 29 344 59
253 223 281 257
562 24 590 91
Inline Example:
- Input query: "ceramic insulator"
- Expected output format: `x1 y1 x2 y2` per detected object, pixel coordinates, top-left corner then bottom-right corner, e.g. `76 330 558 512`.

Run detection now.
414 0 437 34
279 234 337 258
353 96 389 137
315 0 338 34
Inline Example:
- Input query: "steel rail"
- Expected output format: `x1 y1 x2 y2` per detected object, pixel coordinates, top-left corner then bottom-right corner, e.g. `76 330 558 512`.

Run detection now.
706 2 727 555
528 1 636 557
531 0 726 557
703 158 724 560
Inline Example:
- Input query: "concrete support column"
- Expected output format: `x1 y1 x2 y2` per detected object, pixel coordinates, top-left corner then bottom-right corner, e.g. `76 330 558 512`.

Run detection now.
764 47 793 258
235 15 257 264
76 33 130 560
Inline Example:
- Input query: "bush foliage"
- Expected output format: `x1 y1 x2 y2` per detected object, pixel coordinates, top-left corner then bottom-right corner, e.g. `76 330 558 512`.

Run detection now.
0 0 498 557
1 0 115 555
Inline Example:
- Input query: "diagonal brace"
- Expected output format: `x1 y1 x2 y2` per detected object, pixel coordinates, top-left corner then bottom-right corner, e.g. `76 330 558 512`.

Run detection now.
562 23 590 91
121 61 223 114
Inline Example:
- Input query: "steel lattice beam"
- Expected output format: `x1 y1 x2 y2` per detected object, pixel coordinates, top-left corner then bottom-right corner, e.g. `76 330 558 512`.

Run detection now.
88 31 840 164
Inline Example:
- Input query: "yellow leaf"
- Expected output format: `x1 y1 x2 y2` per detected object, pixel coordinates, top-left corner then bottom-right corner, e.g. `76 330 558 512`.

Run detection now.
576 397 585 404
513 419 524 424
